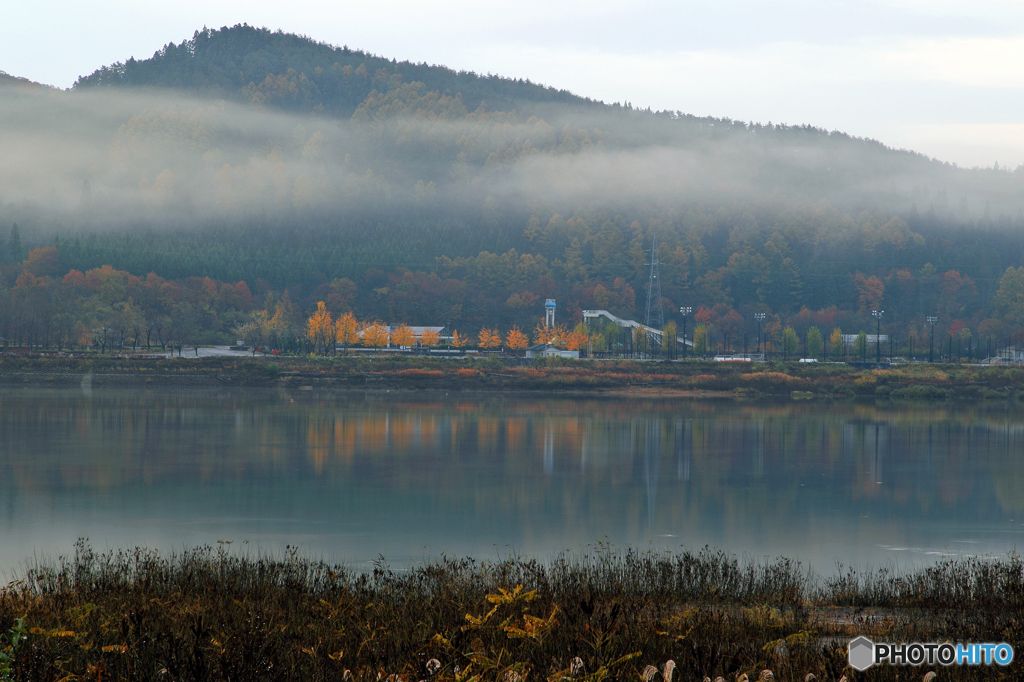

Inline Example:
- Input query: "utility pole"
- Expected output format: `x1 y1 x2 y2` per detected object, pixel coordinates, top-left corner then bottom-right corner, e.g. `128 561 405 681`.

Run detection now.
754 312 765 358
679 306 692 359
927 316 937 363
872 310 884 363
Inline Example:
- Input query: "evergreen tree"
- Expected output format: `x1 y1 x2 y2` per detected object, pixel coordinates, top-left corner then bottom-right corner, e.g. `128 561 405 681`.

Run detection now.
7 223 24 263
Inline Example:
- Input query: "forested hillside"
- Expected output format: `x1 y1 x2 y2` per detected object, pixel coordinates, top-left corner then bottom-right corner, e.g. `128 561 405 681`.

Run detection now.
72 24 594 116
2 24 1024 354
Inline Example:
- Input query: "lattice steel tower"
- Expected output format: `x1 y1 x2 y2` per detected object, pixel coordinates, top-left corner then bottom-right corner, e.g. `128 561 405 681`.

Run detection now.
644 235 664 330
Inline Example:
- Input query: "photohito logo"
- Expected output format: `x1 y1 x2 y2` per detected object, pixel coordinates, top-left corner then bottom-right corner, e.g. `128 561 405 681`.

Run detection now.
848 636 1014 671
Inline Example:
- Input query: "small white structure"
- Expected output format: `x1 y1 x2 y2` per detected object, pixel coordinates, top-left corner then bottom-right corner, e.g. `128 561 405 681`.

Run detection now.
526 343 579 359
984 346 1024 365
544 299 556 328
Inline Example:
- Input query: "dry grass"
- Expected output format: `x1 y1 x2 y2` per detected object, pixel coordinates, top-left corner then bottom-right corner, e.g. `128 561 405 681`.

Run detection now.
2 543 1022 681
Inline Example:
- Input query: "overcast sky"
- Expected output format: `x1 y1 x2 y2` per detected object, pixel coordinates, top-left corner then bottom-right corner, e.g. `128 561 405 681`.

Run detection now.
4 0 1023 169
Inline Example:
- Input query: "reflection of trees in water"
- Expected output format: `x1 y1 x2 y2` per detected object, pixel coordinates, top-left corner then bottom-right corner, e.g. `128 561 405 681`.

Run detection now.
3 391 1024 532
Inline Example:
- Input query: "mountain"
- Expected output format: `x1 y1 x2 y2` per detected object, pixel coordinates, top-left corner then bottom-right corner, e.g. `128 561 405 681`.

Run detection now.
72 24 597 117
2 25 1024 345
0 70 56 93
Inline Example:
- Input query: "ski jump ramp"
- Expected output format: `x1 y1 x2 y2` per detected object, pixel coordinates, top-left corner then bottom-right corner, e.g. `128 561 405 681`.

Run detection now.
582 310 692 347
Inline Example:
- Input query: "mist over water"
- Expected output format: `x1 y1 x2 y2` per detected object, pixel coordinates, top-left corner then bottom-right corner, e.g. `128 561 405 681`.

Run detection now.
2 388 1023 576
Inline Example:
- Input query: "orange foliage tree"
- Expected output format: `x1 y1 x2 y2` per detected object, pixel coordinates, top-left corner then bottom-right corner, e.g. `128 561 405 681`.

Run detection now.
361 322 390 349
478 327 502 349
450 330 468 348
565 323 589 351
419 328 441 347
335 311 359 352
505 326 529 352
547 324 570 348
307 301 334 354
391 325 417 348
534 323 555 345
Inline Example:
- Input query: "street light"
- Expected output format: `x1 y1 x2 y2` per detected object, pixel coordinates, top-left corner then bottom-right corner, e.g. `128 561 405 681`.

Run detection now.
926 316 937 363
679 307 692 358
754 313 766 358
871 310 884 363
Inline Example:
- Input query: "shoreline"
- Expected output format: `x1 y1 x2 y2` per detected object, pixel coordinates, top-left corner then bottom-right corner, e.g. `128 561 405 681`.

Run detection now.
1 354 1023 401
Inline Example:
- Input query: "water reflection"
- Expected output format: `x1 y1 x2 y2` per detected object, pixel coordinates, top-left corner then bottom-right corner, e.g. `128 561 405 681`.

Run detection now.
2 389 1023 575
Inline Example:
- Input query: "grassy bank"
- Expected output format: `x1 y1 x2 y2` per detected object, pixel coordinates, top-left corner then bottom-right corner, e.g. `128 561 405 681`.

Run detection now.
1 543 1022 681
2 354 1024 400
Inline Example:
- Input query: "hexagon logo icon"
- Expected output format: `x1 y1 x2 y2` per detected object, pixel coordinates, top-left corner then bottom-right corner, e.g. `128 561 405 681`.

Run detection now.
848 636 875 671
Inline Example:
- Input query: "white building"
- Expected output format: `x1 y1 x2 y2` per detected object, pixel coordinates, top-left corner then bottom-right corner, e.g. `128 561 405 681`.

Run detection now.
525 343 579 359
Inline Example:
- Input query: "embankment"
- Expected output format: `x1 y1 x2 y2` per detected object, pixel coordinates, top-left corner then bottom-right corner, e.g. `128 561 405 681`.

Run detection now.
2 354 1024 400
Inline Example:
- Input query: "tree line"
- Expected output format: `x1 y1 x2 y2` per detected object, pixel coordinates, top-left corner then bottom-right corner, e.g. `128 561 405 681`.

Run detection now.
4 234 1024 361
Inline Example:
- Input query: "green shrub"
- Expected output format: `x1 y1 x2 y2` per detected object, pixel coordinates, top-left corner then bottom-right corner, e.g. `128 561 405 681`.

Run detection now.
890 385 953 400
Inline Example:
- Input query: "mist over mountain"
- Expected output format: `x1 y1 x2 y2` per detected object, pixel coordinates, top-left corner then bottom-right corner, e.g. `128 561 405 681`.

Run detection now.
2 24 1024 347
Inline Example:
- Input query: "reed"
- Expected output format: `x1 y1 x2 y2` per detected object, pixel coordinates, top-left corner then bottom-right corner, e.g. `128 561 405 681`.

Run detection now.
1 542 1021 680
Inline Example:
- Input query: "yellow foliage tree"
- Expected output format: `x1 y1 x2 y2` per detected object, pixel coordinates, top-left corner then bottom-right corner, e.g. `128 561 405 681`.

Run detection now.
335 311 359 352
419 328 441 347
505 326 529 351
306 301 334 354
830 327 844 359
266 303 290 351
565 323 589 351
548 324 569 348
450 330 467 348
391 324 417 348
534 323 555 345
362 321 390 349
478 327 502 349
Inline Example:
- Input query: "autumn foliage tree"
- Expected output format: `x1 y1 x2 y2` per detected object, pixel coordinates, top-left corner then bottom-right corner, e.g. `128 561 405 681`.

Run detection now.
307 301 334 354
391 324 417 348
477 327 502 349
505 326 529 352
547 324 569 348
830 327 844 359
450 330 468 348
362 321 390 349
565 323 589 351
419 328 441 347
335 311 359 352
533 323 555 345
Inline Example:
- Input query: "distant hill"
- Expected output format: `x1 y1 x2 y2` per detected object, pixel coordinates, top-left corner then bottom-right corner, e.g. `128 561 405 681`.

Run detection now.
72 24 597 116
0 70 56 92
4 24 1024 340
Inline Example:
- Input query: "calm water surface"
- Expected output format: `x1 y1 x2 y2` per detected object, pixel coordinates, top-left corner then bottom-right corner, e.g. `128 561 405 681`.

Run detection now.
2 388 1023 576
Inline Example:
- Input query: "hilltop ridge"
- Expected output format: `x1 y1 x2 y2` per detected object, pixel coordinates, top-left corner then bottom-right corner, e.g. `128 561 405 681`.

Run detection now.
72 24 598 117
0 70 56 92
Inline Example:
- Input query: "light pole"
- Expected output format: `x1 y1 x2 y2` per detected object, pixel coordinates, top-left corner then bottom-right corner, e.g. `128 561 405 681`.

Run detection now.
679 307 692 359
872 310 884 362
927 316 937 363
754 313 765 358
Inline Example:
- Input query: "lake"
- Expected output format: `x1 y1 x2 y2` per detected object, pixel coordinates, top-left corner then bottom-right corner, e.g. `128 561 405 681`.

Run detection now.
2 388 1023 577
